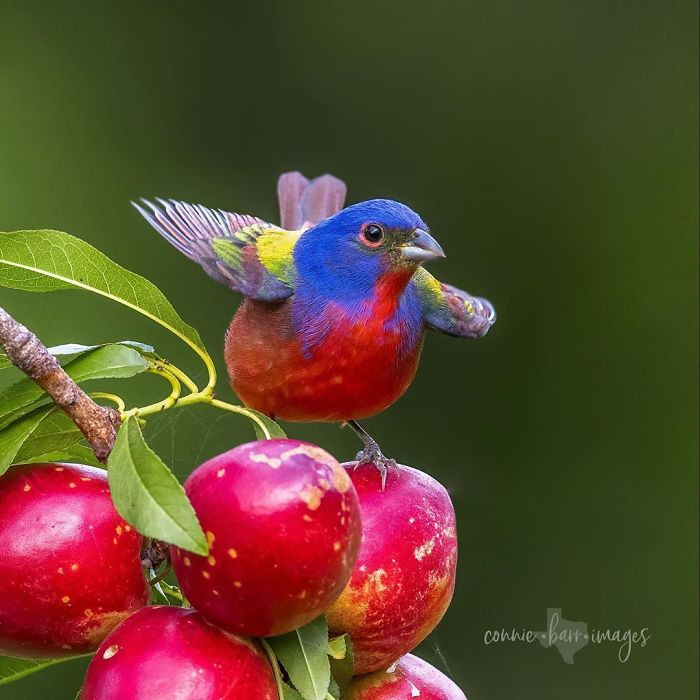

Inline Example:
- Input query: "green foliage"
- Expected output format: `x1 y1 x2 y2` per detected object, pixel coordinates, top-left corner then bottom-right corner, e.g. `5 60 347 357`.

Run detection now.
0 341 154 371
328 635 354 695
0 654 91 686
246 407 288 440
14 444 102 467
282 683 305 700
12 410 84 464
269 617 331 700
107 417 208 555
0 228 296 691
0 229 206 354
0 406 84 476
0 344 149 428
0 343 152 475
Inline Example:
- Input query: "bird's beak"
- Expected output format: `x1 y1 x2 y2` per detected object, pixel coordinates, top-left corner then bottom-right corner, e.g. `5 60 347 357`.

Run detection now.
399 229 446 263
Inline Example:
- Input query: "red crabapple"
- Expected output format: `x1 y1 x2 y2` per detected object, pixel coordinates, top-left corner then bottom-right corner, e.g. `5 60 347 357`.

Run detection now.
325 462 457 673
82 605 277 699
0 463 149 657
171 439 362 636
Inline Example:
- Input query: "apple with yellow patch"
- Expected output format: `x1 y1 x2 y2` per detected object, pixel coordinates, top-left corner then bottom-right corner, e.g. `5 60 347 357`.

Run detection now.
171 439 362 636
325 463 457 673
0 463 149 657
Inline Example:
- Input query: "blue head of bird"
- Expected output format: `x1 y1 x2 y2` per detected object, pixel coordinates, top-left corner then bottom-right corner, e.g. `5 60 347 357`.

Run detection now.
293 199 445 302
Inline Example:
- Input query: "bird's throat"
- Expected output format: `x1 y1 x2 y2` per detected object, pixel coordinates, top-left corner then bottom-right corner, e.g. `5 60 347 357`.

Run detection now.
375 266 416 300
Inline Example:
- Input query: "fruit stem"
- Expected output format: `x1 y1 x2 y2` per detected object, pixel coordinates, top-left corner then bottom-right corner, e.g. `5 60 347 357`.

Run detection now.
259 638 286 700
156 359 199 394
209 398 273 439
201 349 217 396
148 561 172 586
123 366 276 439
89 392 126 412
125 366 182 417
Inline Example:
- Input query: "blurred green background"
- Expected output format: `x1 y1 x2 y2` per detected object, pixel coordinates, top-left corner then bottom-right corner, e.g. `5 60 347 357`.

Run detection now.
0 1 697 698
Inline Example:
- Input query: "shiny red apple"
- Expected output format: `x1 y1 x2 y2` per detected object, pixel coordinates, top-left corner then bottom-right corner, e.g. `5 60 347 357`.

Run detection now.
325 462 457 674
82 605 277 699
171 439 362 636
345 654 467 699
0 463 149 657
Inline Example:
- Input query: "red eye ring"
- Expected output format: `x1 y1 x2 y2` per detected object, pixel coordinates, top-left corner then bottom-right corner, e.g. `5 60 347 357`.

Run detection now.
360 223 384 247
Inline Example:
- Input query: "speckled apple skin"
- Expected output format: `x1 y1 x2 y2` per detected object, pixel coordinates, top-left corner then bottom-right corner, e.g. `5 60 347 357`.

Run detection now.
82 605 277 700
171 439 362 637
325 463 457 674
345 654 467 700
0 463 149 658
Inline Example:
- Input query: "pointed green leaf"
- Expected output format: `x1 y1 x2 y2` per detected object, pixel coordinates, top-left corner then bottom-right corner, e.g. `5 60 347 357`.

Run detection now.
247 408 287 440
13 443 102 467
0 340 154 370
153 579 185 605
269 617 331 700
0 344 149 428
0 653 91 686
13 410 83 463
282 683 304 700
0 229 207 356
0 405 67 476
327 635 347 660
328 635 354 694
107 416 208 555
0 406 93 476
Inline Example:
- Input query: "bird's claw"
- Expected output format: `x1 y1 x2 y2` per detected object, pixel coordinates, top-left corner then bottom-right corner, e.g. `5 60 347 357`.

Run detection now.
354 440 397 490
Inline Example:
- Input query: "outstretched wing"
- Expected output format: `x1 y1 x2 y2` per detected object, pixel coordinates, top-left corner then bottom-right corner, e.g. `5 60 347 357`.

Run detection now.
412 268 496 338
133 198 299 301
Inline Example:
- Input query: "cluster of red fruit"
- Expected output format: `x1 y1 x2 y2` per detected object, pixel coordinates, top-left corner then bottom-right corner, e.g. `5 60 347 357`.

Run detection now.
0 438 465 699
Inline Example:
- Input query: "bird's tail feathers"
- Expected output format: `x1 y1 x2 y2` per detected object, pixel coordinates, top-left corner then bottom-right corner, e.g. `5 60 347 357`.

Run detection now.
277 171 347 230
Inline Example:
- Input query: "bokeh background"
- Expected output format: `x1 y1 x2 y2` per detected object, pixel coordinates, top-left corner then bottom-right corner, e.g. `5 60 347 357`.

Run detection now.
0 1 697 698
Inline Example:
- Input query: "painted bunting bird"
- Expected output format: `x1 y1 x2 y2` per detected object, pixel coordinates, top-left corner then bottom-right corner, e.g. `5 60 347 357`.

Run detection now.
134 172 495 480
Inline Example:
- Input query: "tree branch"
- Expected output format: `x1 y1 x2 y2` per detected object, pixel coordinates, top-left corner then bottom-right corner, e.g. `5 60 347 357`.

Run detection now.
0 306 120 462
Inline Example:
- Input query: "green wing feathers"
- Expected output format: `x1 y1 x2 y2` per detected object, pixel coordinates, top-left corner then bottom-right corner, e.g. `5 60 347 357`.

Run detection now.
133 199 298 301
412 268 496 338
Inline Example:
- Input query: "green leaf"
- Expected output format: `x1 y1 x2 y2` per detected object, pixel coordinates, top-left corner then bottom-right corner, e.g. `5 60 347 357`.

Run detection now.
150 579 185 605
269 617 331 700
0 229 207 357
107 416 208 555
13 411 83 463
282 683 305 700
0 344 149 428
0 653 91 686
0 405 59 476
327 635 347 660
247 408 287 440
0 407 95 476
0 340 154 370
13 443 102 467
328 635 354 695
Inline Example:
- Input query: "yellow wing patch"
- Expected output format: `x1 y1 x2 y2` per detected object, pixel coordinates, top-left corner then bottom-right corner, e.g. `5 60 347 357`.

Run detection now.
256 229 301 286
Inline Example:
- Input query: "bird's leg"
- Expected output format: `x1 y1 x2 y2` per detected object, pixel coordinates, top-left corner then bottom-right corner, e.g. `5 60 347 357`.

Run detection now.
345 420 397 490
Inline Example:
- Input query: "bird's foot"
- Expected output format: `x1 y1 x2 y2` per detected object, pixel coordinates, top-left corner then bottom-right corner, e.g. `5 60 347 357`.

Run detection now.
354 439 397 491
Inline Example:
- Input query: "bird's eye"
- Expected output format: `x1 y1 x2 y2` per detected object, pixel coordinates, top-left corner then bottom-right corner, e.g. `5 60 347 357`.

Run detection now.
361 224 384 246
